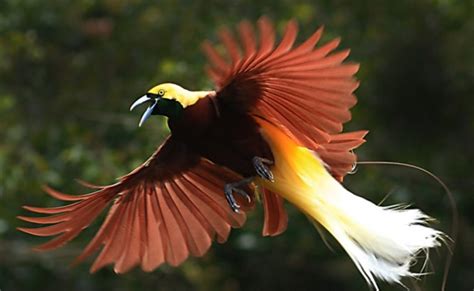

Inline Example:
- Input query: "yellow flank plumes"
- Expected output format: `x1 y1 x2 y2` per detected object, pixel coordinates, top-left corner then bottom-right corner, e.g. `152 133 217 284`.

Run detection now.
148 83 214 108
254 116 443 290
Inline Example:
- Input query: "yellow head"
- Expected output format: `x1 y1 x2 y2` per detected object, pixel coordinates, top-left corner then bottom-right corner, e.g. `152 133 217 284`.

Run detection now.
147 83 202 108
129 83 213 126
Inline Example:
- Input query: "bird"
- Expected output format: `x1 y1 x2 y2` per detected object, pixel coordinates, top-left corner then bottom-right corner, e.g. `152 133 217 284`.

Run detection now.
18 17 443 290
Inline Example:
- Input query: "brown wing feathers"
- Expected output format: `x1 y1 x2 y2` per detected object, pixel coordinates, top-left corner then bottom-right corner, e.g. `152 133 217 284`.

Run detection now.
18 138 251 273
318 131 369 181
19 17 367 273
261 189 287 237
203 17 366 235
203 16 367 180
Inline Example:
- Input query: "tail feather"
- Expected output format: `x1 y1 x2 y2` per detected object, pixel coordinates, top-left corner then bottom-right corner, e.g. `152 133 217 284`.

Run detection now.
255 117 444 290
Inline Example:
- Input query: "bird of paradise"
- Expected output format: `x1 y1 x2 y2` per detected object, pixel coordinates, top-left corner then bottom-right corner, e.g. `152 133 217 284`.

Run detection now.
18 17 443 290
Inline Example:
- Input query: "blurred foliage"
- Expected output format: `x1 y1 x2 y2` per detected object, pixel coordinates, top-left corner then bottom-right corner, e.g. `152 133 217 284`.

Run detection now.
1 0 473 290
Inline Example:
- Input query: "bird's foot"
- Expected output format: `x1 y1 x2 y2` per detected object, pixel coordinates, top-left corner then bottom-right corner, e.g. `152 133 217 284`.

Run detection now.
253 157 274 182
224 178 253 213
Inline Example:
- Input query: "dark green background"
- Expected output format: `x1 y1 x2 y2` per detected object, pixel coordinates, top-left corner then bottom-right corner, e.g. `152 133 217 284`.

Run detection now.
1 0 472 290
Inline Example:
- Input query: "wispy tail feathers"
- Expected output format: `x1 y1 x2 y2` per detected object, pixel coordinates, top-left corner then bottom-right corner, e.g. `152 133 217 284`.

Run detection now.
256 117 444 290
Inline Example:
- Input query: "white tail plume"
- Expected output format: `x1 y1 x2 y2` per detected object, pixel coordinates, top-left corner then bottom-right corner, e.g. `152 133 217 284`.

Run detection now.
257 118 445 290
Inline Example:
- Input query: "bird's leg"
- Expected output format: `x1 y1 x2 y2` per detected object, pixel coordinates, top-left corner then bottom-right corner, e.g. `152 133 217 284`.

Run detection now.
253 156 274 182
224 157 275 212
224 177 253 213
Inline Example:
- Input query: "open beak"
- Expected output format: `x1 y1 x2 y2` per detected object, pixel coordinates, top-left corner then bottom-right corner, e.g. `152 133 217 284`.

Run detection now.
130 95 158 127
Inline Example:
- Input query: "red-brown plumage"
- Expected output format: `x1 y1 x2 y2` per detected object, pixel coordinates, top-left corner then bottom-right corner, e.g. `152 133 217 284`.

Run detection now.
18 16 367 272
203 16 367 179
19 138 253 273
168 95 274 177
261 189 287 236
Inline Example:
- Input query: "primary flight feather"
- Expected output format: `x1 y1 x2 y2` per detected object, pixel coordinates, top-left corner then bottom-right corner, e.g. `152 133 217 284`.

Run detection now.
18 17 443 290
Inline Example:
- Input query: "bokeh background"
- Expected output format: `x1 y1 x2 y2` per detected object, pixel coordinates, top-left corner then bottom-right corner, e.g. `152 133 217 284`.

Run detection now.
1 0 473 290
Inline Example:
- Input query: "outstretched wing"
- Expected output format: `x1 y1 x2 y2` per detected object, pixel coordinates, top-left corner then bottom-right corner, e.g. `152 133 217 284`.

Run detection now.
18 136 252 273
202 17 368 180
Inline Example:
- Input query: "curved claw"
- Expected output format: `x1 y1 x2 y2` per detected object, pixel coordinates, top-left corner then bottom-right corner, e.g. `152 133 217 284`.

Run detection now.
253 157 274 182
224 184 241 213
233 187 252 203
224 178 253 213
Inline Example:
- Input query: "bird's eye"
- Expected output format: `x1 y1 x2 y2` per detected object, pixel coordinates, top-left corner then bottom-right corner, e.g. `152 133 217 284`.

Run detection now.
158 89 165 96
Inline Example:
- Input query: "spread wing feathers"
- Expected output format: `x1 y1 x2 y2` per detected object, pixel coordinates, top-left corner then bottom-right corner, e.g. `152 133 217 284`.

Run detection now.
203 17 366 178
261 188 288 237
18 137 253 273
318 130 369 181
